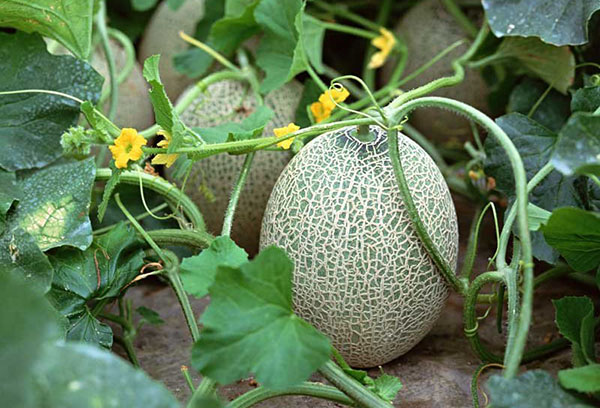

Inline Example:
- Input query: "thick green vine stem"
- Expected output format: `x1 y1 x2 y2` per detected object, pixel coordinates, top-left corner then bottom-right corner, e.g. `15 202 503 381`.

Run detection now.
386 96 532 379
387 128 467 294
95 168 206 231
226 382 355 408
222 153 255 236
94 1 118 121
147 229 214 250
318 360 391 408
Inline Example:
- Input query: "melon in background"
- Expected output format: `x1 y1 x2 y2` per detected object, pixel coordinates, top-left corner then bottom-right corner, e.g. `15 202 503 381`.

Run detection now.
382 0 488 142
260 125 458 367
139 0 205 100
176 79 303 255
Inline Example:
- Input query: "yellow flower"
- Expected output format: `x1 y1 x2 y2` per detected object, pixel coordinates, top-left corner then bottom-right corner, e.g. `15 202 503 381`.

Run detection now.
109 128 147 169
311 86 350 123
368 27 396 69
274 123 300 149
151 130 179 168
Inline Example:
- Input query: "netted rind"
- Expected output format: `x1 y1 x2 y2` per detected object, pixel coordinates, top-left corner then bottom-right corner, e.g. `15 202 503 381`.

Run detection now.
139 0 205 100
260 125 459 367
176 79 303 254
381 0 489 141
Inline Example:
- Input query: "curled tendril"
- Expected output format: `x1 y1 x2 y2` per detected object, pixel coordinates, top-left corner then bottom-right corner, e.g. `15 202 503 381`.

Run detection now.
329 75 389 128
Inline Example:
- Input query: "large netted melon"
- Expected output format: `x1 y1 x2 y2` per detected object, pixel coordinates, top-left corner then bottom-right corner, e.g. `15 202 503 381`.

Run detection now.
176 79 303 255
260 125 459 367
51 39 154 130
381 0 488 142
139 0 205 100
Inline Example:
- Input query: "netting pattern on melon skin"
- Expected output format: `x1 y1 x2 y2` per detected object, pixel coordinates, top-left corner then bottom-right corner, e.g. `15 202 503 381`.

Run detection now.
177 79 302 255
260 125 459 367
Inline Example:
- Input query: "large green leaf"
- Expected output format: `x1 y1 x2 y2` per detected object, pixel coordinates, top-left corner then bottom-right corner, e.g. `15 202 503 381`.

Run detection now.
195 105 274 143
0 273 63 408
0 0 94 59
65 309 113 348
484 113 583 263
210 0 261 55
486 370 594 408
559 364 600 393
493 37 575 93
192 246 331 389
542 208 600 273
0 170 21 234
552 113 600 177
255 0 307 93
571 85 600 113
0 225 54 293
482 0 600 46
552 295 597 365
181 235 248 298
0 32 103 171
13 159 96 251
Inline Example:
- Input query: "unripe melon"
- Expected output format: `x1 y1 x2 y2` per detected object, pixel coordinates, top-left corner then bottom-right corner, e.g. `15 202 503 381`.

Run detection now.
381 0 488 142
139 0 205 100
51 39 154 130
176 79 303 255
260 125 458 367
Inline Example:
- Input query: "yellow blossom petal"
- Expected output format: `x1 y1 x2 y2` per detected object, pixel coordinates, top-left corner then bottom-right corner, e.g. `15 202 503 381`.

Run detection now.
151 130 179 168
368 27 396 69
109 128 147 169
310 101 331 123
318 87 350 112
274 123 300 149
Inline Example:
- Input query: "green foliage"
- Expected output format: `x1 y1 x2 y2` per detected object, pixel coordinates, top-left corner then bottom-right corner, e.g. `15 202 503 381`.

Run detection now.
0 170 21 234
192 246 331 389
0 33 102 171
552 113 600 177
486 370 594 408
559 364 600 393
181 236 248 298
66 310 113 348
0 0 94 59
552 296 597 366
211 0 261 54
571 84 600 113
136 306 165 325
195 105 274 143
542 209 600 273
482 0 600 46
526 203 551 231
341 366 402 403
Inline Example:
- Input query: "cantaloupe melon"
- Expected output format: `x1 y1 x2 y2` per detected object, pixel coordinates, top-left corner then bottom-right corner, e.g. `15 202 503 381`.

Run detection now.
50 39 155 130
260 125 458 367
381 0 488 142
139 0 205 100
176 79 303 255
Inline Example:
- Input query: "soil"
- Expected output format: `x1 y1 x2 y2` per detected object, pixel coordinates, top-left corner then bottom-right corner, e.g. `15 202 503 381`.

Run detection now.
109 195 599 407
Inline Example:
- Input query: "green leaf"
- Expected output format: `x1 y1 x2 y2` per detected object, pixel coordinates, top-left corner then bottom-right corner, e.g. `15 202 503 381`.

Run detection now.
34 342 179 407
372 373 403 403
0 170 20 216
300 15 326 74
97 166 121 222
0 225 54 293
143 55 187 152
485 113 583 263
80 101 118 142
255 0 306 93
136 306 165 325
552 112 600 177
195 105 274 143
571 85 600 113
192 246 331 389
507 78 571 133
132 0 159 11
527 203 551 231
542 208 600 272
482 0 600 46
486 370 594 408
494 37 575 93
552 295 596 365
0 273 62 408
181 236 248 298
13 159 96 251
210 0 261 55
559 364 600 393
0 32 103 171
66 309 113 348
295 79 322 127
0 0 94 59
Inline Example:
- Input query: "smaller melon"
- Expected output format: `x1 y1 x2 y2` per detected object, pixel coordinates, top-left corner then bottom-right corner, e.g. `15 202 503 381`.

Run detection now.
139 0 205 100
175 79 303 254
260 125 459 367
381 0 489 142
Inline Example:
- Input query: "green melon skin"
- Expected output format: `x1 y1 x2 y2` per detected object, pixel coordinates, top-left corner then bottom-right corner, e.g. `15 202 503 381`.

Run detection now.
260 125 459 368
381 0 489 142
139 0 205 100
176 79 303 255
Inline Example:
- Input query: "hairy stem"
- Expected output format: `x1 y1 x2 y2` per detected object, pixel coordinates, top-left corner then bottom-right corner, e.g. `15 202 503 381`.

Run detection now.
222 153 255 237
95 1 118 121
